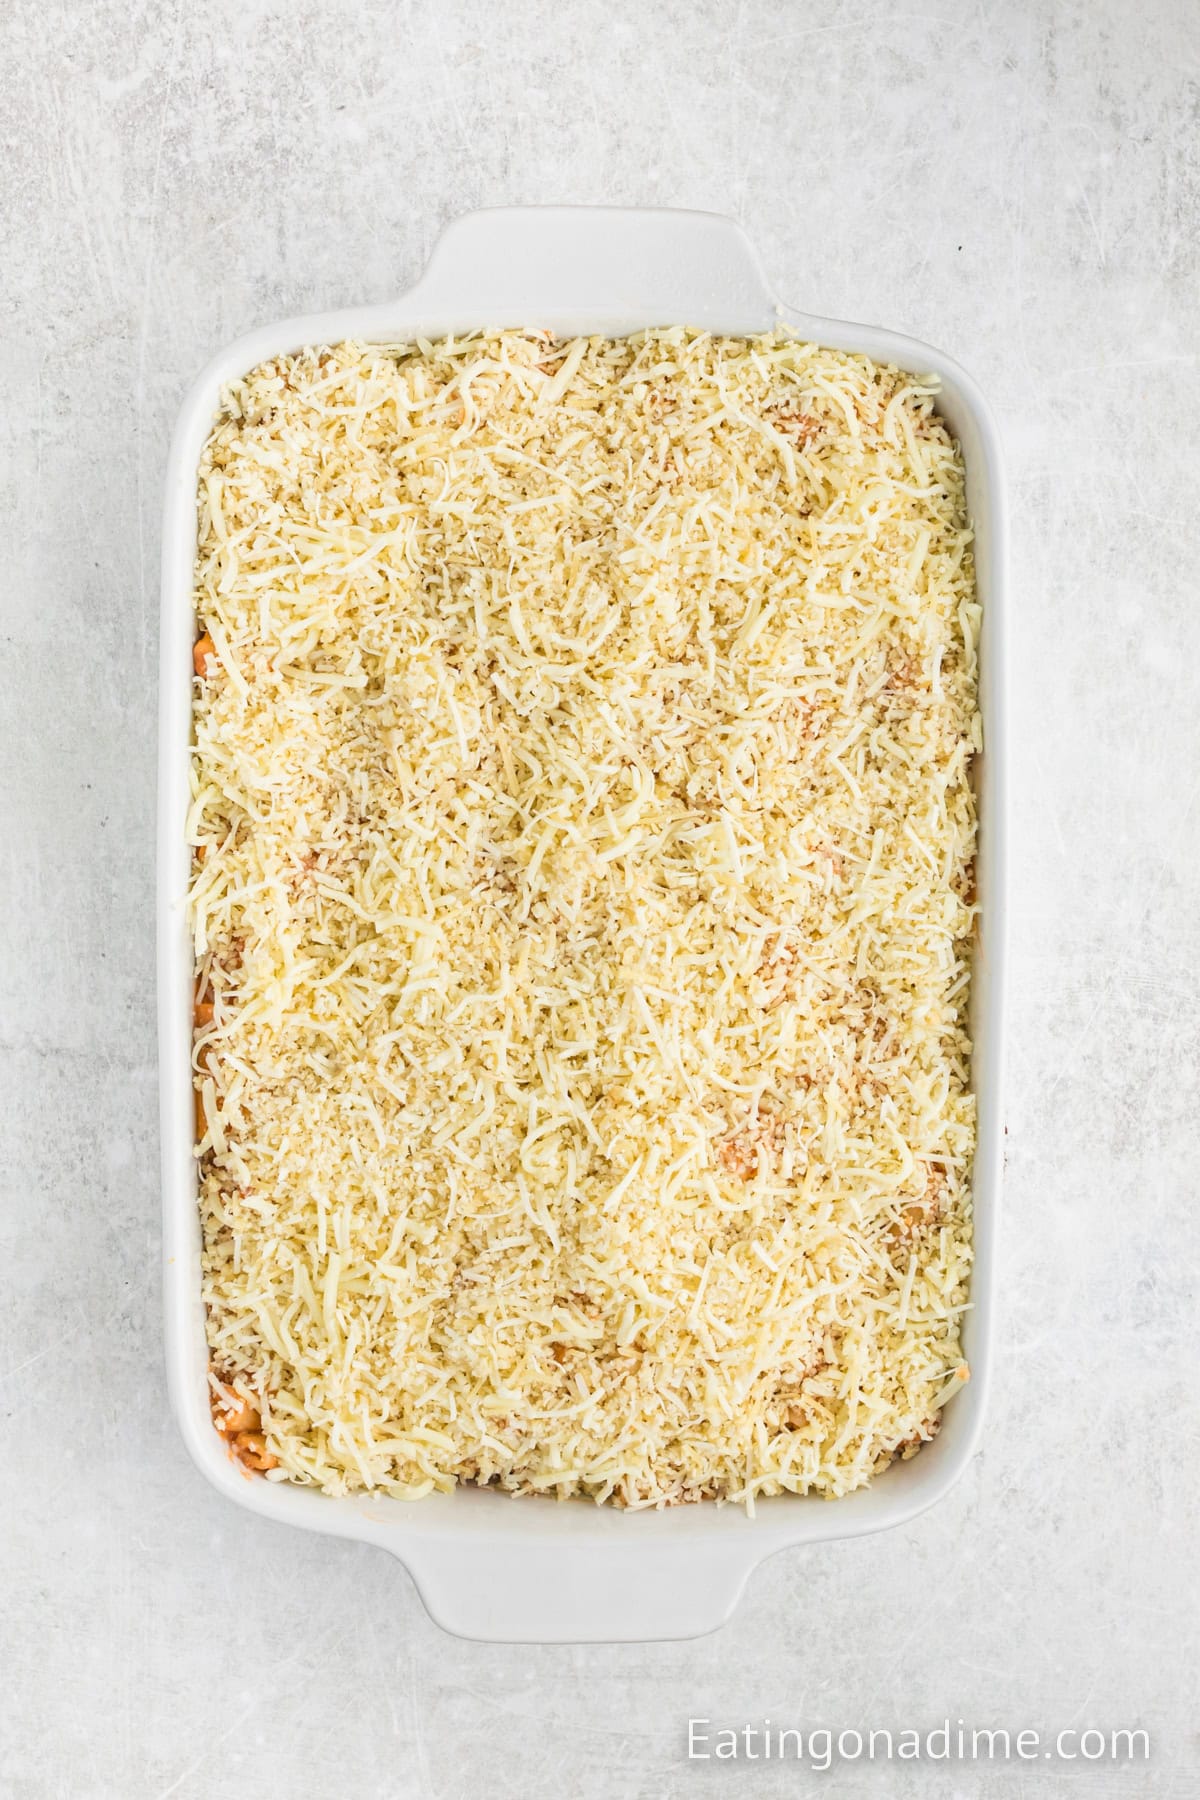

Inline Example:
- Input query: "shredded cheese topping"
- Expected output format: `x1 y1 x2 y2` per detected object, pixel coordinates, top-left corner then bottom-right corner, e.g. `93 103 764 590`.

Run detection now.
189 328 979 1509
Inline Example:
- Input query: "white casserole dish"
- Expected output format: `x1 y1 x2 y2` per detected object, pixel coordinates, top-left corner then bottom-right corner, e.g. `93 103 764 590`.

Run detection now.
158 206 1006 1643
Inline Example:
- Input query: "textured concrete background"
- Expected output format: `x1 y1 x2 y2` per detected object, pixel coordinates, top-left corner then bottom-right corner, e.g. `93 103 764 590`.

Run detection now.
3 0 1199 1794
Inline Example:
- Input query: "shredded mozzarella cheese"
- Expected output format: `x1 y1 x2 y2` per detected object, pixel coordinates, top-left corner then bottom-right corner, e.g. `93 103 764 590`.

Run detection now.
189 328 979 1508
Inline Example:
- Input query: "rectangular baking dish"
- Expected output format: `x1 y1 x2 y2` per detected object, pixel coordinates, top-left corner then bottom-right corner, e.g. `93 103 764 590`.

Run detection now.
158 206 1006 1643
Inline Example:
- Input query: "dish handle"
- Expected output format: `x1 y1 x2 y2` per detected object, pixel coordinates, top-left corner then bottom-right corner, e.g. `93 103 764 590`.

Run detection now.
396 1535 759 1643
407 206 778 333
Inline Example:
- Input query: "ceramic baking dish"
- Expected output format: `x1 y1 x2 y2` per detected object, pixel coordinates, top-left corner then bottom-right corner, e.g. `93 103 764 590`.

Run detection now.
158 206 1006 1643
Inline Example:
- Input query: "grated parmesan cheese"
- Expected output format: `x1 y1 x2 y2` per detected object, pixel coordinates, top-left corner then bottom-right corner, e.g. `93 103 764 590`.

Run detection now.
188 328 979 1508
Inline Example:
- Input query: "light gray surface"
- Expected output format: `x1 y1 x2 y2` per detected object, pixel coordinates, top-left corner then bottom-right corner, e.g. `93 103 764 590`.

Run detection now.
2 0 1197 1794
